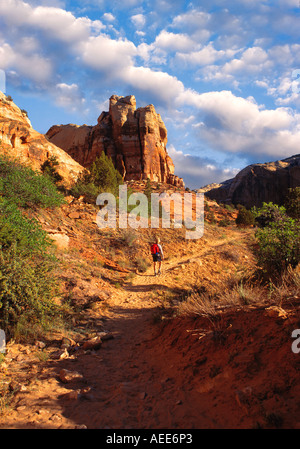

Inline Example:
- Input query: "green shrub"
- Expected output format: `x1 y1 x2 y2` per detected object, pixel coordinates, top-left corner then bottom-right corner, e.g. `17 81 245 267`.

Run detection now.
255 208 300 276
285 187 300 219
0 155 65 208
0 245 60 339
252 202 287 228
235 205 255 227
0 155 66 339
0 200 51 255
41 155 63 185
71 152 123 202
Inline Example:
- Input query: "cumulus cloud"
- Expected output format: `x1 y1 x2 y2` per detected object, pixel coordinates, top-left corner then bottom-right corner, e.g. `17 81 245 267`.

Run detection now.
130 13 146 29
0 42 53 83
154 30 195 52
175 90 300 160
0 0 104 43
54 83 86 112
102 13 115 22
78 35 137 73
176 42 238 67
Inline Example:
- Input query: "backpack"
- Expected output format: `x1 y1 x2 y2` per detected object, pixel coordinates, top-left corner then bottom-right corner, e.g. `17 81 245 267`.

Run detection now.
151 243 160 255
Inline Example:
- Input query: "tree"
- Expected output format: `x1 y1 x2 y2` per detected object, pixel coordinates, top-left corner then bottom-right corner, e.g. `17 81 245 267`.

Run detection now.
235 205 254 227
71 152 123 202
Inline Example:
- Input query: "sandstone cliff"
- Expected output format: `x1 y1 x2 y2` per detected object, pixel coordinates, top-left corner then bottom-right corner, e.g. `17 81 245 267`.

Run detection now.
200 155 300 208
46 95 184 188
0 91 84 186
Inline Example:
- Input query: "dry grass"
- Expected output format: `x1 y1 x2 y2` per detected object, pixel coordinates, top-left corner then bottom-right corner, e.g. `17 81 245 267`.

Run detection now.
178 266 300 319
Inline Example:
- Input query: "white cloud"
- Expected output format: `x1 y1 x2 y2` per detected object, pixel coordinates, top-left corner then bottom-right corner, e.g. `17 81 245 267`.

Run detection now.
154 30 195 52
176 42 237 66
121 66 186 104
54 83 86 112
176 89 300 159
79 35 137 73
223 46 272 75
102 12 115 22
130 13 146 29
0 42 52 83
171 9 211 31
0 0 105 44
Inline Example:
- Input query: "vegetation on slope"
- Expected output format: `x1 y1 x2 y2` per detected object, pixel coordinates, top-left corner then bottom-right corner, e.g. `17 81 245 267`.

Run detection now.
0 156 65 340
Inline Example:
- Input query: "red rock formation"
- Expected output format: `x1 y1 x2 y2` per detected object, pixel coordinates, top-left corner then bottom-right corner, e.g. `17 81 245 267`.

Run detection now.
46 95 184 188
0 91 84 186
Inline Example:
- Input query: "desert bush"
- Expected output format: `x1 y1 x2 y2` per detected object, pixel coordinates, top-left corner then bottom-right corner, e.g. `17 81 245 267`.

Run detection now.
235 205 255 227
41 155 63 185
136 257 150 273
218 218 231 227
252 202 287 228
284 187 300 219
255 216 300 275
0 199 51 255
0 155 65 209
0 245 60 340
0 156 66 339
121 229 138 247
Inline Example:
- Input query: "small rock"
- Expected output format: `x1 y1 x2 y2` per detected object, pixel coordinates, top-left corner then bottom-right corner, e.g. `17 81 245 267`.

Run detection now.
68 211 81 219
49 233 70 250
35 341 46 349
59 348 70 360
16 406 26 411
98 332 114 342
61 337 77 349
59 369 84 384
82 336 102 351
74 424 87 429
265 306 288 320
64 390 79 401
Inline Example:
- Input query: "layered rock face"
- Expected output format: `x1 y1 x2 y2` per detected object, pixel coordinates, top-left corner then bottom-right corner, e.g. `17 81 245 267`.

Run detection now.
0 91 84 186
201 155 300 208
46 95 184 188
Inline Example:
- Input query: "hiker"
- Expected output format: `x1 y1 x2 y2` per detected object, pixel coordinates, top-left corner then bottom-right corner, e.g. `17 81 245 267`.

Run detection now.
150 237 164 276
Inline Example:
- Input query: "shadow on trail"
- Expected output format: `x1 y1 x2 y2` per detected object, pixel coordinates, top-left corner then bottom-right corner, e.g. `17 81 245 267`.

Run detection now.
124 283 170 293
44 304 169 429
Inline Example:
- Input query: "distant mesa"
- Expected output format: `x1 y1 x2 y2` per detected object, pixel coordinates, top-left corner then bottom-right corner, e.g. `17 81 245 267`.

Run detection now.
0 90 84 186
46 95 185 188
198 154 300 208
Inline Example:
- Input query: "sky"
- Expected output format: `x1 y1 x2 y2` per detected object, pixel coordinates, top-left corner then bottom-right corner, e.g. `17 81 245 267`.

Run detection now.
1 0 300 189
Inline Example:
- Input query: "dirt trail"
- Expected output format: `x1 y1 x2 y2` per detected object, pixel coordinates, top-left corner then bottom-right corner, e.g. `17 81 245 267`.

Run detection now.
0 242 215 429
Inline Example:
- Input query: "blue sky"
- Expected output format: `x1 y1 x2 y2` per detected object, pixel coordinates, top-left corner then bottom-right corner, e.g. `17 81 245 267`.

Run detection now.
1 0 300 189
